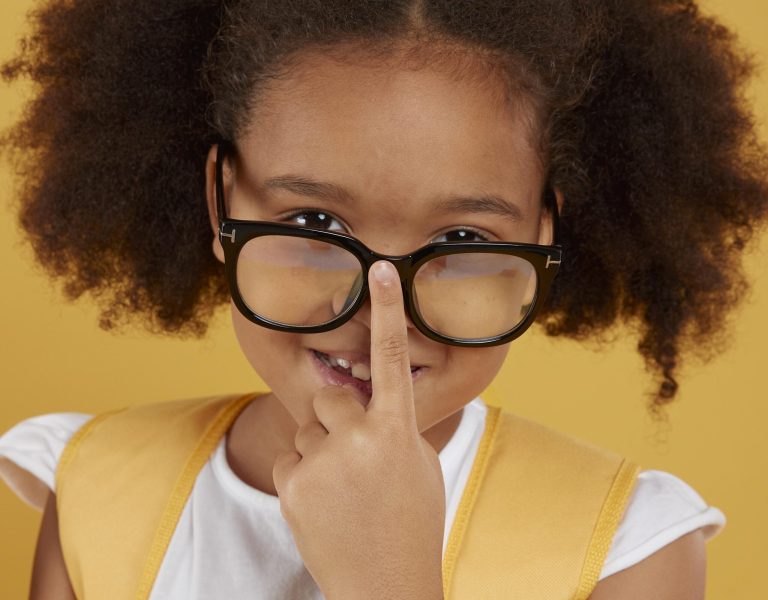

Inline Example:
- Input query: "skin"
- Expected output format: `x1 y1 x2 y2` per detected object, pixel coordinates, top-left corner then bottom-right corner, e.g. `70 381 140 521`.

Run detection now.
208 50 554 499
270 261 448 599
28 46 707 599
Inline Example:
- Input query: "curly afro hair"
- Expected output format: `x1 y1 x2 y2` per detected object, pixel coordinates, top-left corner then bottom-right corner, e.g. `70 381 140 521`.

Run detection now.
2 0 767 418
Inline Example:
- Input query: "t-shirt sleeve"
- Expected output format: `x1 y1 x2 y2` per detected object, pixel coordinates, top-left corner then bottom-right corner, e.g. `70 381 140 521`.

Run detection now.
0 412 94 512
598 469 726 580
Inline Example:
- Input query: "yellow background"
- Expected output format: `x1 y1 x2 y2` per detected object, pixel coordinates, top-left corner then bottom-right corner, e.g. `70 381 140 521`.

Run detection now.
0 1 766 598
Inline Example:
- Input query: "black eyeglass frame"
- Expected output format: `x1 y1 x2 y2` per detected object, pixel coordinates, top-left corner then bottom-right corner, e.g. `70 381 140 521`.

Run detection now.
215 140 563 347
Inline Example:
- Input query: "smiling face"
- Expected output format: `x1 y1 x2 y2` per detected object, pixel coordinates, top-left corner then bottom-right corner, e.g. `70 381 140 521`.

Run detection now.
205 45 558 446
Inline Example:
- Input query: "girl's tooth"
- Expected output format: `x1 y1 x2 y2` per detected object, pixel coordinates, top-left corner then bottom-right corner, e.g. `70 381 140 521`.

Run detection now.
351 363 371 381
336 357 350 369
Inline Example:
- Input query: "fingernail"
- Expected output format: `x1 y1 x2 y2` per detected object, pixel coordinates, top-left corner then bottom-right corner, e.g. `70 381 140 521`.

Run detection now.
372 261 396 285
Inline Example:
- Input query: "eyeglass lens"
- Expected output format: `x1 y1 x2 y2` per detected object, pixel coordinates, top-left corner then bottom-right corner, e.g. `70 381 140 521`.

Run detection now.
235 235 537 340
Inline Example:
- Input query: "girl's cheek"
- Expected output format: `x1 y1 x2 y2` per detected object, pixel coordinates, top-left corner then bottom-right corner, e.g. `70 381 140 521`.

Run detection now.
229 304 314 394
450 344 510 383
230 303 287 376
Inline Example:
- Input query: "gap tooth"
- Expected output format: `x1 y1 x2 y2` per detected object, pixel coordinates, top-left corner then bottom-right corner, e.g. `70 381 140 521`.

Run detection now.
351 363 371 381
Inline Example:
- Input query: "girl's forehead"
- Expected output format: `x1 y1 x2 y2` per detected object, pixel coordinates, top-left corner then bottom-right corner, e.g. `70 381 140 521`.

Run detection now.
236 51 544 219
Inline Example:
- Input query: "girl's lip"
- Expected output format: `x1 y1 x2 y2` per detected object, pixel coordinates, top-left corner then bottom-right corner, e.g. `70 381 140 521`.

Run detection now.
308 349 427 405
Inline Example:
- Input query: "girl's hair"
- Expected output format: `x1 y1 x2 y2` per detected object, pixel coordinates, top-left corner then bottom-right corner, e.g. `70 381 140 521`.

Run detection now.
2 0 767 418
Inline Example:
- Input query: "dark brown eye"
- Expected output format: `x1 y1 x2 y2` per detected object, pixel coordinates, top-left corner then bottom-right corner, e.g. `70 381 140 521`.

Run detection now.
286 211 345 232
433 229 488 243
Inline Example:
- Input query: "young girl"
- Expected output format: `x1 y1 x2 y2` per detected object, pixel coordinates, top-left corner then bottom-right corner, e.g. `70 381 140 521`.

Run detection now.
1 0 766 598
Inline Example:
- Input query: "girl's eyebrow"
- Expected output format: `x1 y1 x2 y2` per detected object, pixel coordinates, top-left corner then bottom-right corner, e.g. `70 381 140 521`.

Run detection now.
433 195 525 222
264 175 354 204
263 174 525 222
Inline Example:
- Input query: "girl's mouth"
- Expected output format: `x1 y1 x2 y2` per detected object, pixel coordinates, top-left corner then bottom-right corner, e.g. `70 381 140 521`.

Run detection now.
309 349 425 401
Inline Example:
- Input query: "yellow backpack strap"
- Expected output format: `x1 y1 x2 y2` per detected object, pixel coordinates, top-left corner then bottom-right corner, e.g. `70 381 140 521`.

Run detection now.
55 392 257 600
442 405 640 600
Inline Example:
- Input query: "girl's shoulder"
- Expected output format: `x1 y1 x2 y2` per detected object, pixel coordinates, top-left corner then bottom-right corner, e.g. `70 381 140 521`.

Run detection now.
602 469 726 579
0 411 94 511
467 400 725 578
0 393 252 512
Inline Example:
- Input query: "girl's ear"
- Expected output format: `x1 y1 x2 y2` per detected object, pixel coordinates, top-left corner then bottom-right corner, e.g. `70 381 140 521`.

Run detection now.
205 144 226 264
537 187 565 246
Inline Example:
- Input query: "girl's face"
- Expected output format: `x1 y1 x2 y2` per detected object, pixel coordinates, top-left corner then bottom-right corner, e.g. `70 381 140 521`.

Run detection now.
205 49 559 440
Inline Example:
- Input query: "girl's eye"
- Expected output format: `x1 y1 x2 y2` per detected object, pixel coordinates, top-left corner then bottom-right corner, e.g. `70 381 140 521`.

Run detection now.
285 211 346 232
432 229 489 243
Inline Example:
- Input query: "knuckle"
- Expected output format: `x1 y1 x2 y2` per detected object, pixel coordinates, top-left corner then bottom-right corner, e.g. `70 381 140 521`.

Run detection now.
295 420 325 443
273 450 297 473
274 459 303 513
376 332 408 366
346 424 370 451
311 388 332 411
293 423 309 445
272 452 287 476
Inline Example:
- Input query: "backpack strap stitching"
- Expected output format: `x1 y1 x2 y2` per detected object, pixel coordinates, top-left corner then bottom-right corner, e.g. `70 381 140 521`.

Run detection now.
572 458 642 600
135 392 258 600
441 404 502 599
55 407 129 598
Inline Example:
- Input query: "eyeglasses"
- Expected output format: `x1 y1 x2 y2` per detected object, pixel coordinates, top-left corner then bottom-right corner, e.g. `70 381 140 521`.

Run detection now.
215 141 563 347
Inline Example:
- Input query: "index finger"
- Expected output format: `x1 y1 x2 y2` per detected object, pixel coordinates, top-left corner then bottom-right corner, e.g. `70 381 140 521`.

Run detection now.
367 260 415 419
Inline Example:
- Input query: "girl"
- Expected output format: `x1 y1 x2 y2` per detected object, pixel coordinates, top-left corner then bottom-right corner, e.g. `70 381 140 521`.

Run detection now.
1 0 766 598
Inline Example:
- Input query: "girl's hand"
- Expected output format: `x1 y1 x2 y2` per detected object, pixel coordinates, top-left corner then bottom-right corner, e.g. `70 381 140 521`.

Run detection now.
272 260 446 600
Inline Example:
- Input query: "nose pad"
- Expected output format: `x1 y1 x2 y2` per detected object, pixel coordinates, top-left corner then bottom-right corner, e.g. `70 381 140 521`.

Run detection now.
522 272 537 307
331 271 365 317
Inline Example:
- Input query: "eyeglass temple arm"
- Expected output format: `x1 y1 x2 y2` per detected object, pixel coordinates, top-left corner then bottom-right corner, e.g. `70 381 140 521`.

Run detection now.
215 140 231 225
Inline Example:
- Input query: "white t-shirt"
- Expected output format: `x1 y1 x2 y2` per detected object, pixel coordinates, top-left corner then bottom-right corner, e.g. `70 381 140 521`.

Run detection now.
0 397 726 598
